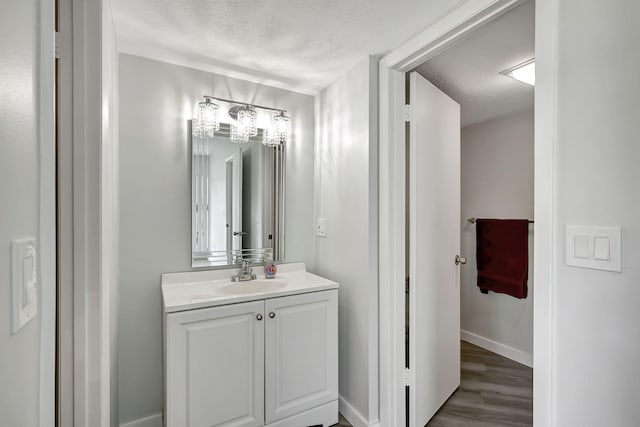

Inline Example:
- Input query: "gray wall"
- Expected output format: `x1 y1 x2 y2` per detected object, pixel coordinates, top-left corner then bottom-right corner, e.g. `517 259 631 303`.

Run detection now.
461 109 534 362
0 1 42 426
314 56 379 424
552 0 640 424
118 54 316 424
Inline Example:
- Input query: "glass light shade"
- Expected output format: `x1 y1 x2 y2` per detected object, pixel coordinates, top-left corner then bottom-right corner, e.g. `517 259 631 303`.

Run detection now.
239 106 258 137
270 112 290 145
231 106 257 144
194 98 220 138
230 124 250 144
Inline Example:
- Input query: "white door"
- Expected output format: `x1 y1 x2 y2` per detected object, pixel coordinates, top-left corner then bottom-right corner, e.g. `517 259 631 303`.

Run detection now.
166 301 265 427
264 290 339 424
408 71 461 426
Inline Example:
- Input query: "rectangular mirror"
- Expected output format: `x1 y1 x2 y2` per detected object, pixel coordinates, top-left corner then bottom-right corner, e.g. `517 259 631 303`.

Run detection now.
192 123 285 267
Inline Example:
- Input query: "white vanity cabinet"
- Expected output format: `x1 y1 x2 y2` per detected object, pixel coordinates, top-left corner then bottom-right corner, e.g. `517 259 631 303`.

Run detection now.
164 285 338 427
166 300 265 427
264 291 338 424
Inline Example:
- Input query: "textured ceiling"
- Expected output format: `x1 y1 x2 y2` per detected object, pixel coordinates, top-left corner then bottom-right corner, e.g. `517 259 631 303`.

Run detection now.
413 0 535 127
111 0 469 94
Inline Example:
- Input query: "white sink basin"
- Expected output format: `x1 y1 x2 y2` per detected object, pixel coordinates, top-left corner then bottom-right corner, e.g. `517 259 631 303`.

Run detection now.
163 263 340 312
217 279 287 295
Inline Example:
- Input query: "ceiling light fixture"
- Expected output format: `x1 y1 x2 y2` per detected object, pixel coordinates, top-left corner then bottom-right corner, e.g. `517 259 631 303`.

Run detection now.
501 59 535 86
193 96 220 138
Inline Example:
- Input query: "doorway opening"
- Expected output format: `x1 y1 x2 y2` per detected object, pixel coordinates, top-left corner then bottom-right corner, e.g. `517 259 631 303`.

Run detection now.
400 0 535 425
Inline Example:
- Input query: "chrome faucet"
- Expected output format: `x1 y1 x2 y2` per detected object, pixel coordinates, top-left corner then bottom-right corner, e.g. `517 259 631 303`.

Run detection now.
231 260 257 282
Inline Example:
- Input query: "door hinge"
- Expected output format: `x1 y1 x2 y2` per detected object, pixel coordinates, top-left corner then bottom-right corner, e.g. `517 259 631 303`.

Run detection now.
404 104 411 122
55 32 62 59
404 368 411 386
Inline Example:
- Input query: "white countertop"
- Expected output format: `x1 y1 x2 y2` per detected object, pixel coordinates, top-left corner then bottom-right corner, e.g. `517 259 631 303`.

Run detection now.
162 263 339 313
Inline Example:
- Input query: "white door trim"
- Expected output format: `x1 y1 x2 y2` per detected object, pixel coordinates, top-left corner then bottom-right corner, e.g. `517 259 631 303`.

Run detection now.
57 0 75 424
70 0 111 425
38 0 56 425
531 0 558 425
378 60 406 427
378 0 557 425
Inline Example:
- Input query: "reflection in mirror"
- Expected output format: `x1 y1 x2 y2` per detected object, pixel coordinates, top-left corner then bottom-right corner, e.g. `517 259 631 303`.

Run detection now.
192 122 285 267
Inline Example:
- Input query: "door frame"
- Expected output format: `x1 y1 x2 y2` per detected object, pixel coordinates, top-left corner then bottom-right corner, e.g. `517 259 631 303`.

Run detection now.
39 0 56 424
57 0 114 425
378 0 558 425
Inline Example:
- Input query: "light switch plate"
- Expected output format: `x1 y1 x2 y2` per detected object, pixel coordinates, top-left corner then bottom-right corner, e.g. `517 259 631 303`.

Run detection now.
566 226 621 272
11 239 38 334
316 218 327 237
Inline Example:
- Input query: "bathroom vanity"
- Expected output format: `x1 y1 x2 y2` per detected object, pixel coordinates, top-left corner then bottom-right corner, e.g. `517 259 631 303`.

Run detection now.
162 263 339 427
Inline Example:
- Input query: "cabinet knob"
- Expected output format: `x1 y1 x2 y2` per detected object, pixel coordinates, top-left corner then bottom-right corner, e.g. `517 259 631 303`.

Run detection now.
256 314 263 321
269 312 276 319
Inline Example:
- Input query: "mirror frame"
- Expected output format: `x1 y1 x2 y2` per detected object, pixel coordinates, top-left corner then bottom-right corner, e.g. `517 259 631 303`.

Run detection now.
190 121 286 268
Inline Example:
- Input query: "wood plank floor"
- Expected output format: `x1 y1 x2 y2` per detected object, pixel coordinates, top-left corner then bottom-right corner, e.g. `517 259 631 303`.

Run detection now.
427 341 533 427
334 341 532 427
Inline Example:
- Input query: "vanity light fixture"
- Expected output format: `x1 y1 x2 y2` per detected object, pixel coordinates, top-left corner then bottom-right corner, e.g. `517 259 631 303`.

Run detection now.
501 58 535 86
193 96 220 138
196 95 289 145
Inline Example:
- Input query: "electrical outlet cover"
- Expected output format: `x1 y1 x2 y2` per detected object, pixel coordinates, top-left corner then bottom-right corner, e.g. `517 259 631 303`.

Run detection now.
316 218 327 237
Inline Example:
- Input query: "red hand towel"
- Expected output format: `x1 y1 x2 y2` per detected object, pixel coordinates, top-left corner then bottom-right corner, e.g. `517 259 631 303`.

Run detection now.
475 219 529 299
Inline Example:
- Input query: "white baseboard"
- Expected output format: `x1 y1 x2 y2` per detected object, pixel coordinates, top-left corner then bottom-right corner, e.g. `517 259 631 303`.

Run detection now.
339 396 380 427
120 413 163 427
461 329 533 368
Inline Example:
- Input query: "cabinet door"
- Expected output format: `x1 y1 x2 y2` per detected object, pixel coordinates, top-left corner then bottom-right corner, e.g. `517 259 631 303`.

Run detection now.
166 301 265 427
265 290 338 423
